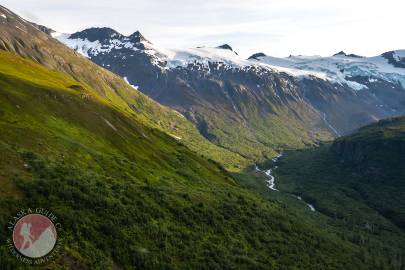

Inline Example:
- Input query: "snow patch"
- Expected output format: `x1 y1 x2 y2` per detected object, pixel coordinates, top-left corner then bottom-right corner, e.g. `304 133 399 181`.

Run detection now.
169 133 182 140
369 78 378 83
173 110 186 119
15 25 27 33
393 50 405 60
163 47 248 69
307 204 316 212
124 77 139 90
54 34 140 58
103 118 117 131
50 32 62 38
345 80 368 91
293 195 316 212
322 112 340 136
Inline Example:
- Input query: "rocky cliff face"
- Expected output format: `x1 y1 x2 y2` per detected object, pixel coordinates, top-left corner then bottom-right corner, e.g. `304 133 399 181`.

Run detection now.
331 139 369 164
332 117 405 165
53 27 405 159
0 6 252 170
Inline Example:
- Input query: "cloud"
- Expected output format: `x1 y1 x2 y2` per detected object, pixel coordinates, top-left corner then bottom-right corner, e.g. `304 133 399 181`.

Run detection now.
1 0 404 57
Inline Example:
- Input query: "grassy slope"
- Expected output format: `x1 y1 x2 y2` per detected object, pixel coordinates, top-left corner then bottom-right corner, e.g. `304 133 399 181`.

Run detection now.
1 5 333 167
273 118 405 269
198 100 331 161
0 50 384 270
0 7 247 171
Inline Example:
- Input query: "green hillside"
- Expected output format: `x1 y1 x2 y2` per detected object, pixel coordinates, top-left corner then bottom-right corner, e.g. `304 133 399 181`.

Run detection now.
0 49 393 270
274 117 405 269
0 6 404 269
191 99 331 162
0 6 247 171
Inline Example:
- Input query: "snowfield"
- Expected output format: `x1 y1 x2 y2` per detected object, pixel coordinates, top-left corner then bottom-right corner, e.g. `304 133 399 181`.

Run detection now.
53 32 140 58
54 30 405 92
252 51 405 90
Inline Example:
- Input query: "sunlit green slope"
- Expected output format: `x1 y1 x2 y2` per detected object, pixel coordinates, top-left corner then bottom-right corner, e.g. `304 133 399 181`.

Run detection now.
0 50 381 270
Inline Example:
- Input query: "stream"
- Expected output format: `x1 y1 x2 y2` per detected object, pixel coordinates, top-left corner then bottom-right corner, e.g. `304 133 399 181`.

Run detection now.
295 196 316 212
255 153 283 191
255 154 316 212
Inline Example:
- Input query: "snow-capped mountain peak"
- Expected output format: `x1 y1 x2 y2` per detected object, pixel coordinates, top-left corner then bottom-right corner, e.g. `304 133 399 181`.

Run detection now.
49 26 405 138
251 51 405 90
69 27 123 42
217 44 238 55
332 51 363 58
53 27 151 58
53 27 405 92
159 46 249 69
248 53 266 60
381 50 405 68
128 30 149 43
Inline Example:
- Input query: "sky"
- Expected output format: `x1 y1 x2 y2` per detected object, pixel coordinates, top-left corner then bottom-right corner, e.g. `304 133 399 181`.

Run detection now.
1 0 404 58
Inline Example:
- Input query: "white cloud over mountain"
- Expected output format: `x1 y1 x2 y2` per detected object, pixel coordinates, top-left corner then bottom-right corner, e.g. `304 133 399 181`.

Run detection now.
1 0 404 57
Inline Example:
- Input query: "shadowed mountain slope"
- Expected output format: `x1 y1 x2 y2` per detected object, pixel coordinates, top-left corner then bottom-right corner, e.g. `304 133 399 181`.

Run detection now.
0 5 247 170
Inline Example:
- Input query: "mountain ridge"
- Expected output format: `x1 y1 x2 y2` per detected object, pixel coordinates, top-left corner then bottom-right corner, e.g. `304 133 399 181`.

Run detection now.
276 115 405 238
53 26 405 161
0 48 400 270
0 5 404 269
0 7 386 268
